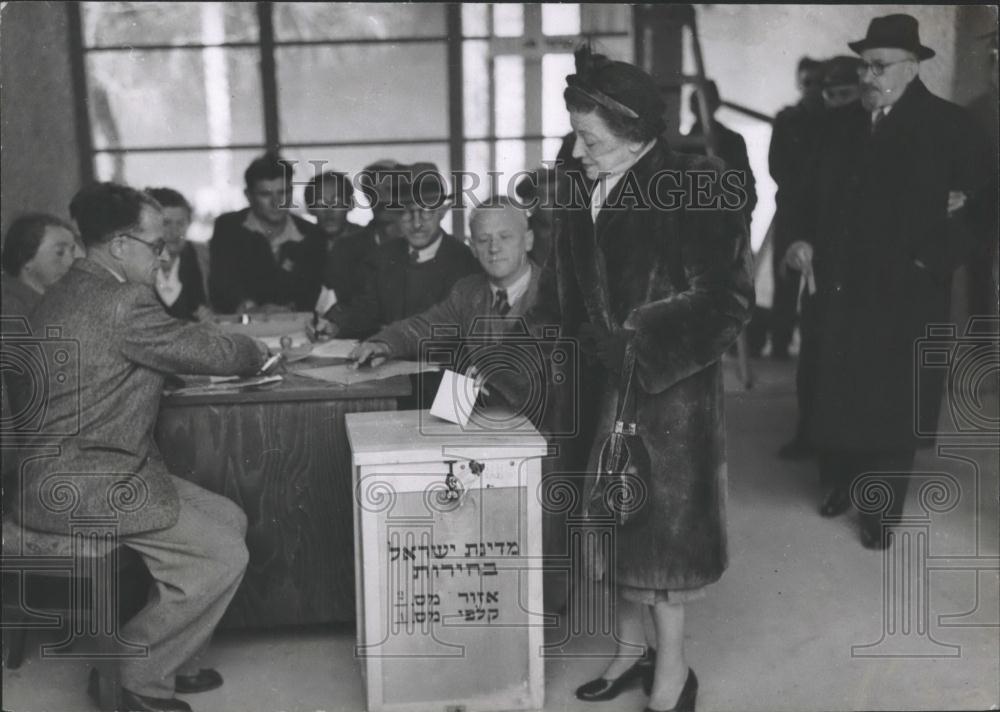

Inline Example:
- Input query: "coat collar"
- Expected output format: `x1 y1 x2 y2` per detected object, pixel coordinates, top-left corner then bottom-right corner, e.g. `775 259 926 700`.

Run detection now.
74 256 126 283
570 139 669 330
876 76 931 131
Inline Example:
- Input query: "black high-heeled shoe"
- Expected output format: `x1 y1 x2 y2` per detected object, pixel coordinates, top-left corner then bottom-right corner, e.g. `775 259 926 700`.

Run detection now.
575 648 656 701
644 668 698 712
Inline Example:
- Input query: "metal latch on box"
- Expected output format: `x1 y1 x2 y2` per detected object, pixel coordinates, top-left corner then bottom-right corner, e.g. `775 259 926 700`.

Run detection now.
443 460 485 503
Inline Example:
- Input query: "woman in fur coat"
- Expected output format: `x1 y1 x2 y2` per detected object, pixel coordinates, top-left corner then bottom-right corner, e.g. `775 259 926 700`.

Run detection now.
529 49 754 712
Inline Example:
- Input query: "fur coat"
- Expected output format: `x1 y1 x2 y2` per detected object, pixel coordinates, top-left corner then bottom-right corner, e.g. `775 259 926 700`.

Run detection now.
529 139 754 591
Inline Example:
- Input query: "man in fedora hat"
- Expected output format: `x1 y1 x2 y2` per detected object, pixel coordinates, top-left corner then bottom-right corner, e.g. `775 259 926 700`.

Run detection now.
311 163 480 340
783 14 991 548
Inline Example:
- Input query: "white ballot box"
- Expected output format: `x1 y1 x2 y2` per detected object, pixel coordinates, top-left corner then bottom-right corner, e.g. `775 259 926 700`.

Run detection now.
346 409 548 712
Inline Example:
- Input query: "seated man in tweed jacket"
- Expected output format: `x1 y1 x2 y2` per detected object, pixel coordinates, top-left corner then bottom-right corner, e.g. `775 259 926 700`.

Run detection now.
12 183 268 712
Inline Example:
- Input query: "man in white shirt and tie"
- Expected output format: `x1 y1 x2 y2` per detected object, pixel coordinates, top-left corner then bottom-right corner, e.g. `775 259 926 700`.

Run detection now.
347 198 540 373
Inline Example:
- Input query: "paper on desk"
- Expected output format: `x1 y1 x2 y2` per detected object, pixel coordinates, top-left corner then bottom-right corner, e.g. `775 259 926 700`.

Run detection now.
260 332 309 350
297 360 438 385
166 374 283 395
308 338 360 359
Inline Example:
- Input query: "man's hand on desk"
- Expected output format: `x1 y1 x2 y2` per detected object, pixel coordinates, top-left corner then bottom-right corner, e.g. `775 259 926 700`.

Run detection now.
348 341 391 369
307 316 340 342
193 305 214 322
253 338 272 360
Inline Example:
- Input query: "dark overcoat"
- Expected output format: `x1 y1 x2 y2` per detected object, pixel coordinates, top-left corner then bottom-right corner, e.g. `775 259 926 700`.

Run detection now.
798 78 991 452
11 259 263 535
531 140 754 591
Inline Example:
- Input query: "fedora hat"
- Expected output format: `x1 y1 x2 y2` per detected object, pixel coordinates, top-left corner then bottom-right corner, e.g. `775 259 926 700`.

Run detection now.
848 14 935 60
398 163 454 210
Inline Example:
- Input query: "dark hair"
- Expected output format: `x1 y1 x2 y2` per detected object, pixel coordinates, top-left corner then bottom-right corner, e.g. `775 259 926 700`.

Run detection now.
2 213 76 277
689 80 721 117
145 187 192 215
244 152 291 190
304 170 354 209
69 182 161 247
564 86 662 143
797 56 823 73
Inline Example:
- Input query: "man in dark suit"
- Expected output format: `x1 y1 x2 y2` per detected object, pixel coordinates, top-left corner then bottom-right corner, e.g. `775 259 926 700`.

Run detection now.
208 153 325 313
305 170 367 311
769 57 827 367
784 15 991 548
16 183 267 711
685 80 758 225
349 198 540 372
146 187 210 321
313 163 481 340
778 56 867 461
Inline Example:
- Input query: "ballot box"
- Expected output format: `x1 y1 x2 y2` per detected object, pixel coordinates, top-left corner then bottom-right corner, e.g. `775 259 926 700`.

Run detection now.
346 409 548 712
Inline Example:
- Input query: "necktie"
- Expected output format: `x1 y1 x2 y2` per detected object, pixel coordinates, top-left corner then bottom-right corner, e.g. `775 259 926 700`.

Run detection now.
492 288 511 316
871 108 885 134
408 247 420 264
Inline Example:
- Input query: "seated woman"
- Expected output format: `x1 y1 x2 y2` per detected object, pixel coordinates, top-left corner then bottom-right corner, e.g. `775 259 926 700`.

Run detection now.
1 212 80 319
146 187 211 321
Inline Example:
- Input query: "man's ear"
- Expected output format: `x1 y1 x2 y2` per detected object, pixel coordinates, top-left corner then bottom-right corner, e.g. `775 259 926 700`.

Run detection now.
524 228 535 253
107 235 127 261
244 187 252 204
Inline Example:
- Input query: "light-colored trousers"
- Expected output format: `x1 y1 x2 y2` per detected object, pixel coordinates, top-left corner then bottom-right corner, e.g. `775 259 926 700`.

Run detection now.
119 475 249 697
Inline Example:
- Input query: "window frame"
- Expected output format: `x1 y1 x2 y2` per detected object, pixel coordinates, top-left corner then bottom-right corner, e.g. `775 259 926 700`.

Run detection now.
68 2 632 240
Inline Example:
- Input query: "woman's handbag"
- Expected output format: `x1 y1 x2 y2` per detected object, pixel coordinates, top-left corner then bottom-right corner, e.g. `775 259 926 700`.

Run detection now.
584 337 652 528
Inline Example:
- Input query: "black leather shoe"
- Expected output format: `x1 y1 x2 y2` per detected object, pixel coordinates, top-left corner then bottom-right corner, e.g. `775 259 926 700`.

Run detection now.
645 668 698 712
175 669 223 694
819 488 851 517
576 649 655 701
121 689 193 712
88 669 193 712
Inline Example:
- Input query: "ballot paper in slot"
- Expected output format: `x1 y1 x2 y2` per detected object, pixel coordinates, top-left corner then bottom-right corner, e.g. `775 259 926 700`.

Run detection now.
429 369 481 427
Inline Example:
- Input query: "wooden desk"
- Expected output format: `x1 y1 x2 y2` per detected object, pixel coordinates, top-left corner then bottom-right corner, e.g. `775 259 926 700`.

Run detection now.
155 367 410 628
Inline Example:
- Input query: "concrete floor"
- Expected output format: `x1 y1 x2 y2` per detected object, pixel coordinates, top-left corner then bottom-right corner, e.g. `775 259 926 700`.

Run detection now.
4 357 998 712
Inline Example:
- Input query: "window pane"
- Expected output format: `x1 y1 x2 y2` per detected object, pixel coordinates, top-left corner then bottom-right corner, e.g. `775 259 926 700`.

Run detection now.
494 55 524 139
463 140 491 202
542 54 574 138
589 35 634 63
274 2 445 41
581 5 631 34
462 4 489 37
463 40 490 139
280 144 452 232
277 44 448 144
82 2 257 47
95 148 264 241
493 4 523 37
542 137 564 165
87 48 263 149
495 139 526 199
542 4 581 36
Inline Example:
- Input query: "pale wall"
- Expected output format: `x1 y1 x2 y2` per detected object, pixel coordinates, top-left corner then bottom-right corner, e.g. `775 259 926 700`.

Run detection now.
0 1 82 238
